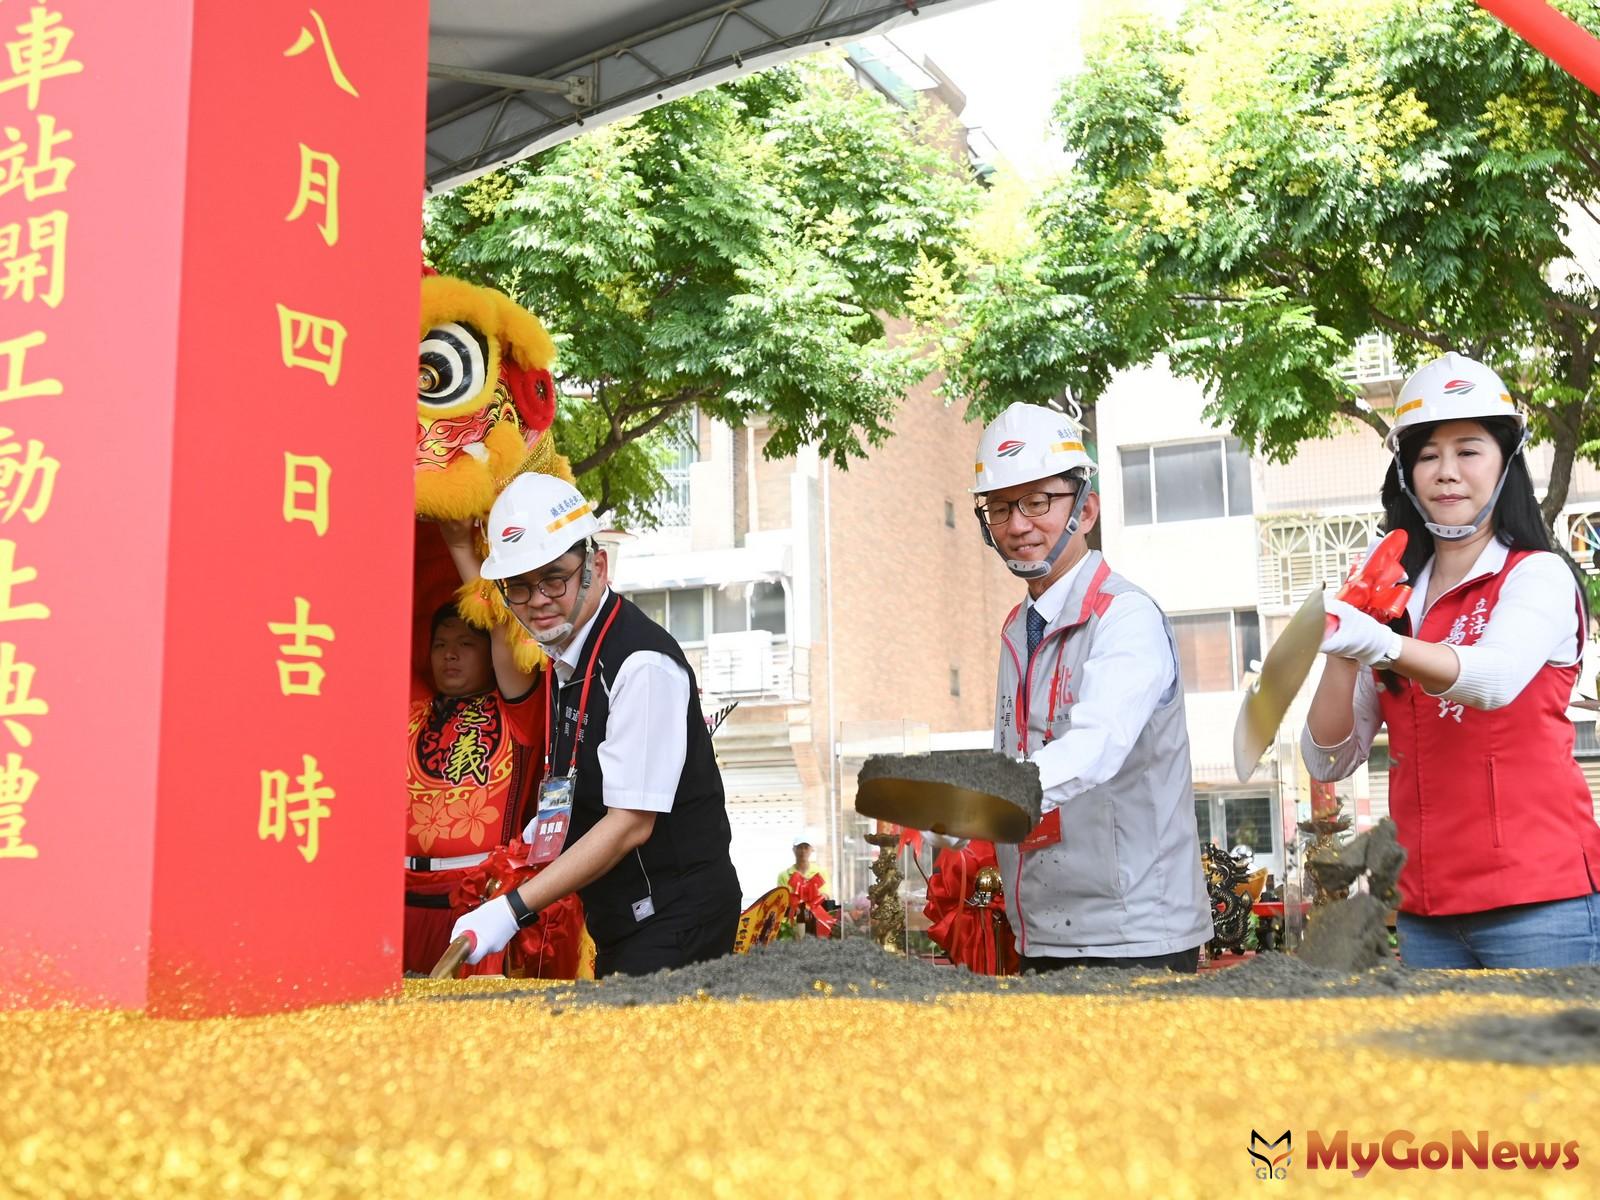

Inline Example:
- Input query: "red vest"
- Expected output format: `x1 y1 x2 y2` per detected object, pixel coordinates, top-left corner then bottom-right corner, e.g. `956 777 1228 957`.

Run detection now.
1378 549 1600 915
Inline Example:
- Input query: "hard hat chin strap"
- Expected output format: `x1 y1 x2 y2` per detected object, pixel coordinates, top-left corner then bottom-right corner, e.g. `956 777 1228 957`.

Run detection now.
1394 429 1529 541
977 478 1092 580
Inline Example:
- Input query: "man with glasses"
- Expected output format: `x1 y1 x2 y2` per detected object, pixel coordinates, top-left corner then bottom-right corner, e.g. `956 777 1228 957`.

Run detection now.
448 473 741 977
972 402 1211 973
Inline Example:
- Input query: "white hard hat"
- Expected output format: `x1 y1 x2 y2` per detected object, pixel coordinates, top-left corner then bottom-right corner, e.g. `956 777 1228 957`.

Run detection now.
480 474 601 580
971 402 1097 495
1385 352 1524 453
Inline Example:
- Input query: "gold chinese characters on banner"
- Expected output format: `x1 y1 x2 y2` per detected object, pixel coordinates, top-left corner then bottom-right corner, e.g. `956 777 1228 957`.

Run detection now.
258 7 362 864
0 1 80 860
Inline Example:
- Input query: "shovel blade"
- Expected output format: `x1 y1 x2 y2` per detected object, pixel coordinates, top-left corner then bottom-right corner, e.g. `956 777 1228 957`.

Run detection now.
429 935 472 980
1232 587 1326 782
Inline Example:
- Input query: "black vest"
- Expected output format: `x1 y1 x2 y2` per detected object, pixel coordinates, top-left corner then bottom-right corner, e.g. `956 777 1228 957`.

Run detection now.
551 592 736 945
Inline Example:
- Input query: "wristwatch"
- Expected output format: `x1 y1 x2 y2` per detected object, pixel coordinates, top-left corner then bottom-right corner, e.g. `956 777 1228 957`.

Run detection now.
505 889 540 928
1373 630 1404 671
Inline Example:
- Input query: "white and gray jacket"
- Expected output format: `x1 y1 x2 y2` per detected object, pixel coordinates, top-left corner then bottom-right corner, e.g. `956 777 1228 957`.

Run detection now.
992 552 1212 959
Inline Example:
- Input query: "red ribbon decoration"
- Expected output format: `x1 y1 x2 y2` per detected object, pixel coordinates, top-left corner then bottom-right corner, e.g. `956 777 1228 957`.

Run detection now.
448 839 587 978
785 871 836 937
922 840 1019 976
894 824 923 855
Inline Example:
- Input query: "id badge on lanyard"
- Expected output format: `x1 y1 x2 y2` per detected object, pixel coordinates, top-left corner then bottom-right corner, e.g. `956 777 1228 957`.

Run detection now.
527 603 622 866
525 772 574 865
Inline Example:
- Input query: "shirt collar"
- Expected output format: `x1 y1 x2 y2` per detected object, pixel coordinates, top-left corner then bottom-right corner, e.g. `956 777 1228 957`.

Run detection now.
1409 538 1509 624
1027 551 1092 625
551 587 613 684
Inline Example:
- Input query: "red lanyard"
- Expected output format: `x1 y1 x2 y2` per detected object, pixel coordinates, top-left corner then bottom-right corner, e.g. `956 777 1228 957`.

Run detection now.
1014 629 1068 757
544 601 621 778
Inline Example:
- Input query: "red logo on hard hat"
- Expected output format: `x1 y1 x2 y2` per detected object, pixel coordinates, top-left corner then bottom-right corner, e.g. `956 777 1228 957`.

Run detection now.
996 440 1026 457
1443 379 1476 395
501 526 525 543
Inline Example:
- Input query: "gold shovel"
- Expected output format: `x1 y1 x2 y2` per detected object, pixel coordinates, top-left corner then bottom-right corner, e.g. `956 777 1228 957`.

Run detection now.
428 876 511 980
1232 586 1327 783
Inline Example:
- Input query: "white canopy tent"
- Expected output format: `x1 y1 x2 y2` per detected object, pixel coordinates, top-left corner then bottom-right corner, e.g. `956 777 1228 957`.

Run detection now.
425 0 985 190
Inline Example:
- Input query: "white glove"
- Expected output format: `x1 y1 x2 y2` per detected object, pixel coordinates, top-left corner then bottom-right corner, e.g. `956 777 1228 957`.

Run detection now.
449 895 519 965
1320 597 1402 667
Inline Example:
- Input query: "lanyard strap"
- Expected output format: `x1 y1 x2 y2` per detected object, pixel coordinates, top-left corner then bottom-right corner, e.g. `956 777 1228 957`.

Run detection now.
544 601 622 778
1014 632 1067 756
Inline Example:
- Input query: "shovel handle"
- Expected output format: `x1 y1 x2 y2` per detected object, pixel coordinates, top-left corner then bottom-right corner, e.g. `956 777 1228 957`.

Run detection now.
430 933 475 980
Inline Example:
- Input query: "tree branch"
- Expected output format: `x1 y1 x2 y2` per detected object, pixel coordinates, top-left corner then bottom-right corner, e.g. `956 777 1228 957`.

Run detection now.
1563 132 1600 180
1543 294 1600 323
1367 308 1453 353
1335 397 1393 443
569 390 706 477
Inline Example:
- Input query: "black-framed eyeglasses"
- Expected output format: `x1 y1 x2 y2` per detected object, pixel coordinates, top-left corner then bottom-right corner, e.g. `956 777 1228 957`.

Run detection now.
496 566 580 605
976 490 1076 526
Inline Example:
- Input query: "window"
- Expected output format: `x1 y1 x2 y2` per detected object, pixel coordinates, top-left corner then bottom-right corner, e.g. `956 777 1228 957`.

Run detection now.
944 499 956 529
1195 792 1277 861
750 581 786 635
1170 609 1260 691
1222 794 1273 858
949 667 960 697
669 588 706 642
632 588 706 642
1121 438 1252 525
634 590 667 626
649 409 699 528
711 581 787 637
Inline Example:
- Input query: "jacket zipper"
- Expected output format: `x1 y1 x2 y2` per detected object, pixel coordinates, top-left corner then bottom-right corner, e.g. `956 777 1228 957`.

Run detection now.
1485 756 1503 848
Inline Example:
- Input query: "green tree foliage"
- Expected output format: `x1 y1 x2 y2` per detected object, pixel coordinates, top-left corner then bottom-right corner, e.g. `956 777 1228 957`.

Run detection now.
946 0 1600 523
425 61 977 525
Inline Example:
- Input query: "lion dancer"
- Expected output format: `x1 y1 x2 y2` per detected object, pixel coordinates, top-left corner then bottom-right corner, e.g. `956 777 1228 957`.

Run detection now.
403 522 543 974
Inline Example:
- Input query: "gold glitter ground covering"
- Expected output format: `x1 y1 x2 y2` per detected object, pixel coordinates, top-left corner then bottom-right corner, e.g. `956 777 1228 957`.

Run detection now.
4 981 1598 1198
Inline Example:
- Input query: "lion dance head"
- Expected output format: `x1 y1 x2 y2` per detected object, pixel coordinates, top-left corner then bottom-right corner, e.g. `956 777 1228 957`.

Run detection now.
414 270 572 675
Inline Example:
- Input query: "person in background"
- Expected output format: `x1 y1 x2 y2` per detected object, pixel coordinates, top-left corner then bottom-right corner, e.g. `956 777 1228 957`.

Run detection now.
402 521 539 974
778 833 833 937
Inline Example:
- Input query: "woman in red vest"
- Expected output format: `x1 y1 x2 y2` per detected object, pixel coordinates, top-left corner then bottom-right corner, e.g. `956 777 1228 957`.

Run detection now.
1303 352 1600 968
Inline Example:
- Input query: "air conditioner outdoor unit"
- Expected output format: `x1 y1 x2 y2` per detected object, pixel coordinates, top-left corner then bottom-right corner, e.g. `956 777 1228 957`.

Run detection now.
705 629 774 695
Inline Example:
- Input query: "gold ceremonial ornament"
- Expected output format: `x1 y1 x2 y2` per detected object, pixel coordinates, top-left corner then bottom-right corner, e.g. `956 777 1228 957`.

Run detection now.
864 831 905 950
1232 586 1325 782
972 865 1003 906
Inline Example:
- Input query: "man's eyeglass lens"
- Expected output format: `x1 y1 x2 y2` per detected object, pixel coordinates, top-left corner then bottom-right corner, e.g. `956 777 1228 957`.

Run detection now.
980 491 1074 526
500 570 576 604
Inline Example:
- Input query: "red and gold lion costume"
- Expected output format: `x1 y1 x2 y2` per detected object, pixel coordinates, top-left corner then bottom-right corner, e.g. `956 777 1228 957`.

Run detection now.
412 269 574 681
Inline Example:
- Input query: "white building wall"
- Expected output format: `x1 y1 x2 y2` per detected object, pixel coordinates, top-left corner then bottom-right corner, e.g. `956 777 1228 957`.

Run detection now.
1095 360 1259 614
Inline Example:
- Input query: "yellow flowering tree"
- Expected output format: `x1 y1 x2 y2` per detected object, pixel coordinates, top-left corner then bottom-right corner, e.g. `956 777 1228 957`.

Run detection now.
947 0 1600 525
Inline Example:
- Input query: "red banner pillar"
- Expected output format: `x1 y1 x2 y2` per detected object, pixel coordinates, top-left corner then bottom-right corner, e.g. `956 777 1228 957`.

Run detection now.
0 1 429 1016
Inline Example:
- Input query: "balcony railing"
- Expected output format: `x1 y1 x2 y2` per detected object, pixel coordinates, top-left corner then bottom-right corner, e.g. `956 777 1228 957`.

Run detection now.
681 635 810 702
1336 333 1405 385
